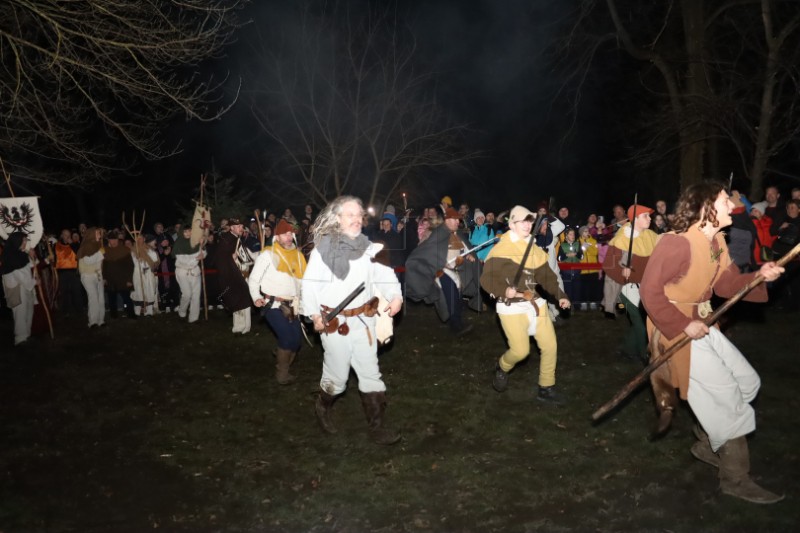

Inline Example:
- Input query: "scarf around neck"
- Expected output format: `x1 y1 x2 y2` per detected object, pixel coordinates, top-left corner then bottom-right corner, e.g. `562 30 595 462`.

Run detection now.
315 233 370 280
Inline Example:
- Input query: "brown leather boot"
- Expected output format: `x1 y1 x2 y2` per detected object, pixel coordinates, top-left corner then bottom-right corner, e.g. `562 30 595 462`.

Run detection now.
275 348 296 385
360 391 401 445
315 391 338 434
718 436 784 504
690 424 719 468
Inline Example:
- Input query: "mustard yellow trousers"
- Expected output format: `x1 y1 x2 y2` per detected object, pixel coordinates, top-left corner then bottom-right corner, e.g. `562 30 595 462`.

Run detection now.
497 310 558 387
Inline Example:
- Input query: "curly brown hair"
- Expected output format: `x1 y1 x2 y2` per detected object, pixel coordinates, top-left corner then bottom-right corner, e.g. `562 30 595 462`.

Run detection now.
670 181 726 233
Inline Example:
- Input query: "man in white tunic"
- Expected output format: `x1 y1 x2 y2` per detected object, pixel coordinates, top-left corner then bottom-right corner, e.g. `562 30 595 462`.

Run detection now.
301 196 404 445
172 225 206 323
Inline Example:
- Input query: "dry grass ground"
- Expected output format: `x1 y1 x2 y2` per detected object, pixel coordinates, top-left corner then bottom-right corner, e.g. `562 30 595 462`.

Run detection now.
1 300 798 532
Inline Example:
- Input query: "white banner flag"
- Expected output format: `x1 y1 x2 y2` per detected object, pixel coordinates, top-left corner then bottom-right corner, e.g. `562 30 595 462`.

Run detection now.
191 203 212 247
0 196 43 249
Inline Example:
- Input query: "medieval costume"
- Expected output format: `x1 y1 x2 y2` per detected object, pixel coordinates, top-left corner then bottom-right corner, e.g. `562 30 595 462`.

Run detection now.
172 227 206 323
640 181 784 504
405 207 482 336
77 227 105 328
1 232 36 345
215 220 252 334
480 206 570 404
131 235 159 316
249 220 307 384
603 205 658 362
301 196 403 445
102 232 135 318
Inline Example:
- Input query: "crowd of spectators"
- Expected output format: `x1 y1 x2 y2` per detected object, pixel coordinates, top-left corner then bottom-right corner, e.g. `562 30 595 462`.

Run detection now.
2 186 799 346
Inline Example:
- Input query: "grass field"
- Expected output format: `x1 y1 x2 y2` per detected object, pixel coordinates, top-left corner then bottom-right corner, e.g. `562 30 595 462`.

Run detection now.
1 300 798 532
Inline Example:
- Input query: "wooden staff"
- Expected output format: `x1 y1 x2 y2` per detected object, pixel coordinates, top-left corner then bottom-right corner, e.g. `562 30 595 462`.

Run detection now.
198 173 209 320
1 157 54 339
592 242 800 422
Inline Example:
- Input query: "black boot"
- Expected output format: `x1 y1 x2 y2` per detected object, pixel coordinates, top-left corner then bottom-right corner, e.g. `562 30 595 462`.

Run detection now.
315 391 338 434
537 385 565 406
360 391 401 445
492 363 509 392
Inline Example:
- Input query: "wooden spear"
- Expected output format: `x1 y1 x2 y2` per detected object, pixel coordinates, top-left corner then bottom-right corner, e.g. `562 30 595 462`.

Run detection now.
592 241 800 422
198 174 209 320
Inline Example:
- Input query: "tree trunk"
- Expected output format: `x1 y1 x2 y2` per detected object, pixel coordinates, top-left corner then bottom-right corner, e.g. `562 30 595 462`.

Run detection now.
679 0 712 189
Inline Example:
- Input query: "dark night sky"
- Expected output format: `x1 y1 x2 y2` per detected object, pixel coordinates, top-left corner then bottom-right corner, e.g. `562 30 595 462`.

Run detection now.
43 0 640 230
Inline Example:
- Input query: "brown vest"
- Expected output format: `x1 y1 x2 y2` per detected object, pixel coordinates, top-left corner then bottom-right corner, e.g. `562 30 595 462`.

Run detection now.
647 229 727 398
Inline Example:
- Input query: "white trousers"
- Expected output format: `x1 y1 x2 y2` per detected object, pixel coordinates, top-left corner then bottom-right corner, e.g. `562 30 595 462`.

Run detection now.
319 320 385 395
80 272 105 327
232 308 251 333
175 268 202 323
687 327 760 452
12 287 35 345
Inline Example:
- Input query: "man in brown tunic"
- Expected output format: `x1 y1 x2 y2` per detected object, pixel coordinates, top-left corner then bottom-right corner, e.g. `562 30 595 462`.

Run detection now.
640 181 785 504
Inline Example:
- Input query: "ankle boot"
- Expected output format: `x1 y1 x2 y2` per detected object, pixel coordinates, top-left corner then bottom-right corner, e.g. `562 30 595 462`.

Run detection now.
360 391 401 445
690 424 719 468
718 436 784 504
315 391 338 434
275 348 296 385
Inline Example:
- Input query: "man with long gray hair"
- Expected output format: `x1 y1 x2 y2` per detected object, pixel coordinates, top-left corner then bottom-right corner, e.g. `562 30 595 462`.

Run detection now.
301 196 404 445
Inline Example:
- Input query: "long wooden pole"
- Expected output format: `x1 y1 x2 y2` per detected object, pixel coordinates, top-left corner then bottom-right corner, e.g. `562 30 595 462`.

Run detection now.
592 242 800 421
198 174 209 320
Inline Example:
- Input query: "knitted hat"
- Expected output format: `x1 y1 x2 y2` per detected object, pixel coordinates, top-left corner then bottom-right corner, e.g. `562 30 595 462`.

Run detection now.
228 217 243 226
509 205 536 224
750 201 768 215
385 204 396 215
627 204 654 222
473 209 485 221
275 219 295 235
441 196 453 207
537 201 549 212
444 207 460 220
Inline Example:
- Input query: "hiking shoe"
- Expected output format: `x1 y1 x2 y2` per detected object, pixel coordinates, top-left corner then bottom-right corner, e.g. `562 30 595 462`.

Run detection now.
492 365 509 392
537 386 565 406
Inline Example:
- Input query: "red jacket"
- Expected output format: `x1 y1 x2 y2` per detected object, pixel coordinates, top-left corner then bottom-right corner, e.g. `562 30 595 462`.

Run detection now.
752 215 776 264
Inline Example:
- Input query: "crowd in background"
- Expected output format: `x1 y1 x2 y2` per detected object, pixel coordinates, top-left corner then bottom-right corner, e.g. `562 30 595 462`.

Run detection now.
2 185 799 346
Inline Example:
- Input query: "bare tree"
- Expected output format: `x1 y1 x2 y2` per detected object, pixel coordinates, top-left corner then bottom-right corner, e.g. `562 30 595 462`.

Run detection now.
246 2 476 210
0 0 246 187
557 0 800 198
